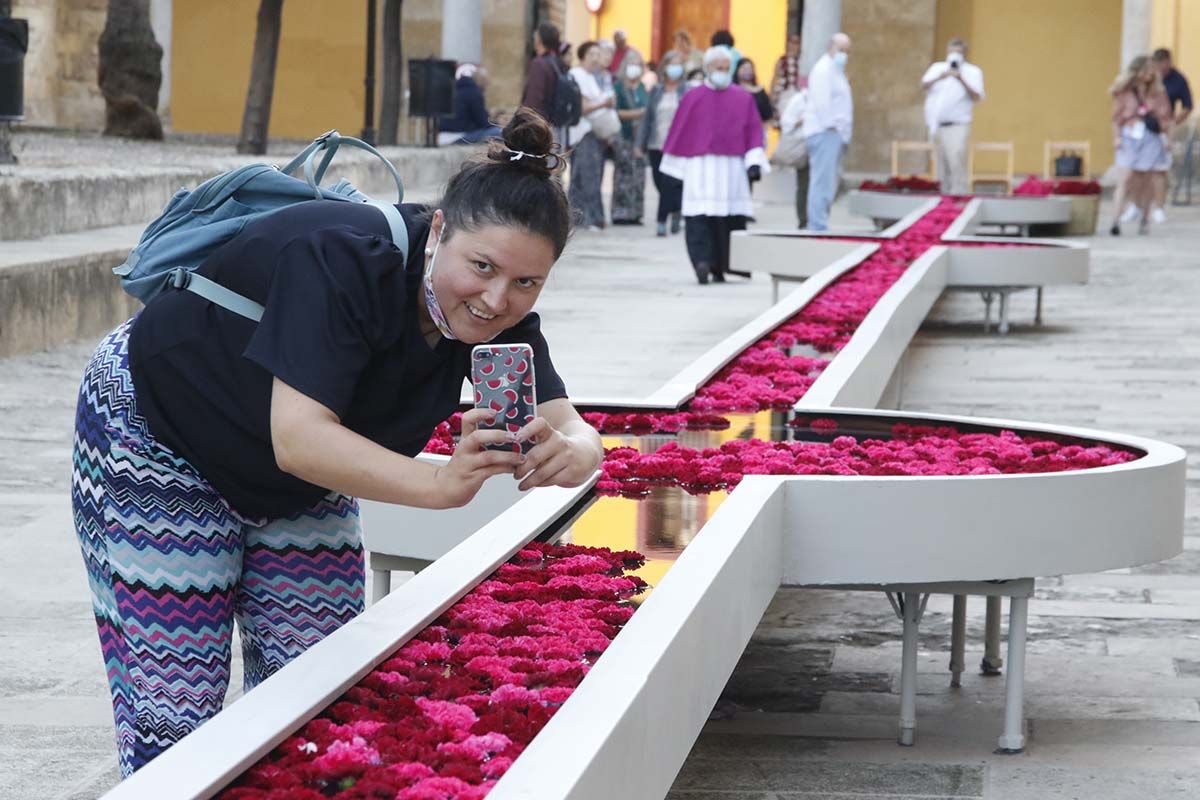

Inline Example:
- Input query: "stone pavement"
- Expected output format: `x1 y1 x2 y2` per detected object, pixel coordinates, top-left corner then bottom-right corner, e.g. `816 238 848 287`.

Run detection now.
1 162 1197 798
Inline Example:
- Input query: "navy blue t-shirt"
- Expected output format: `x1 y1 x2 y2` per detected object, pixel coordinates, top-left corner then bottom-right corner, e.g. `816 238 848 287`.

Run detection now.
1164 68 1194 114
128 201 567 520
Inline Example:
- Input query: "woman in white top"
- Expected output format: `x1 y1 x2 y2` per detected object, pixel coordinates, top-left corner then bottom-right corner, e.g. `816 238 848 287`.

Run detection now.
567 41 618 231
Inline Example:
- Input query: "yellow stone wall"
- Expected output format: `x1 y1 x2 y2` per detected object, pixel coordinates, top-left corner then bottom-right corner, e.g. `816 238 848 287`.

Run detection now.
1152 0 1200 92
936 0 1124 176
172 0 366 139
171 0 533 141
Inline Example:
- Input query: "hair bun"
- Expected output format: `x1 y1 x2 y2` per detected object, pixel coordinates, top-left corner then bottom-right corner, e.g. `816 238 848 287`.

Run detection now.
485 107 564 177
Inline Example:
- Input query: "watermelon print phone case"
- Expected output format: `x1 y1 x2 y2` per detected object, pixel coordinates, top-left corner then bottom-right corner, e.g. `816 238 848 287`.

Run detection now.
471 344 537 454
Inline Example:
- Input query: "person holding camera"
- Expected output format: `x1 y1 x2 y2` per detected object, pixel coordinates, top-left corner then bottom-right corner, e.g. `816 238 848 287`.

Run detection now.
921 38 985 196
70 110 603 776
1109 55 1173 235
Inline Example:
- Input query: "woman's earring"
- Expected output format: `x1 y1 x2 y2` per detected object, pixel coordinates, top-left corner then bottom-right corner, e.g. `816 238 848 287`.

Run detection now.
424 247 433 256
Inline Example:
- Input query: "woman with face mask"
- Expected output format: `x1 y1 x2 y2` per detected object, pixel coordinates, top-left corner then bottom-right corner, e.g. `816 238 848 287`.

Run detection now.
659 46 771 284
70 109 602 777
635 52 690 236
612 50 650 225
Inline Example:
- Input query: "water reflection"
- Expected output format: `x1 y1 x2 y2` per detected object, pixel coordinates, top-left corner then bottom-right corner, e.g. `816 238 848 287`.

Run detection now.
558 411 773 599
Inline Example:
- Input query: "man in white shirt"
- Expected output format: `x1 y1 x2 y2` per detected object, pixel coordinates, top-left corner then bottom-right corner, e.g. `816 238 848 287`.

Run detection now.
921 38 985 195
802 33 853 231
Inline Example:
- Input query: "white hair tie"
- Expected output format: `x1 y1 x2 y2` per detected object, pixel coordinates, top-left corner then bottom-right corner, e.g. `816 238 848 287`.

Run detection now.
506 149 547 162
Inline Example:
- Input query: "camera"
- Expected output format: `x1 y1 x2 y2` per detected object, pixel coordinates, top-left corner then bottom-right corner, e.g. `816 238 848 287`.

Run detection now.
947 53 963 69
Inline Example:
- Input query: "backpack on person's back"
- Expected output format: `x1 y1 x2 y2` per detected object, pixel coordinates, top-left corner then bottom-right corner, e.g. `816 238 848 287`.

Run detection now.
547 56 582 131
113 131 409 322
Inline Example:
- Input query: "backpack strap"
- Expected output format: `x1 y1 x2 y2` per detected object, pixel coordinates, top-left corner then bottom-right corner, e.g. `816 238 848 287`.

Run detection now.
170 267 265 322
173 202 408 323
365 199 410 261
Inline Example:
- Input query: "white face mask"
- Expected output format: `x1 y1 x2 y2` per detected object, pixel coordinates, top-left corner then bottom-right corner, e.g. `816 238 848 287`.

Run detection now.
625 64 643 81
665 64 684 81
832 51 848 69
708 69 732 90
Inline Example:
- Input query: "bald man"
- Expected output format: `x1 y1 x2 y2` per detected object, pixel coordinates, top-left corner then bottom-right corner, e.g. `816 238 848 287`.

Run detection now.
801 33 853 231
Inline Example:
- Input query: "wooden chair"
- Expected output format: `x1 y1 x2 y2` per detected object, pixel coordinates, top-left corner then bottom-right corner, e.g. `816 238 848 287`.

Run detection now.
969 141 1015 194
1043 140 1091 180
891 140 937 180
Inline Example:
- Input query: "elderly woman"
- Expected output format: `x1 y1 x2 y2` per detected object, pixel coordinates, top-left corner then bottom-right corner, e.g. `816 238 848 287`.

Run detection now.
635 50 689 236
612 50 649 224
660 46 769 284
1110 55 1173 236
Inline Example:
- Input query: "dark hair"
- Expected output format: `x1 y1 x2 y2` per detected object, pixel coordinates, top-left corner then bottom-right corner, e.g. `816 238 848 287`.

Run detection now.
577 40 595 62
686 67 704 82
711 29 734 47
1153 48 1172 62
436 108 572 258
737 57 756 83
536 22 561 52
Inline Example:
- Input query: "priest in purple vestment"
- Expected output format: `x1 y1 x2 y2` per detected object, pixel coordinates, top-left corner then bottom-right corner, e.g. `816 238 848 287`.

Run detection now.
661 46 770 284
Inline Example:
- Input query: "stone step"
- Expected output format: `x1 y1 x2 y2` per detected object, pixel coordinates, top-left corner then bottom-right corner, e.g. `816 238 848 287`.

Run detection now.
0 135 470 241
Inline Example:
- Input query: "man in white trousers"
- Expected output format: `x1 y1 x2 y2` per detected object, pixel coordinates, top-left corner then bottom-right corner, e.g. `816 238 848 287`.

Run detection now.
921 38 985 195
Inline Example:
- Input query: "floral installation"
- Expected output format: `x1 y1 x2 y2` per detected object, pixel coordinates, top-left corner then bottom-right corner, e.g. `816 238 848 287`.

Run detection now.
859 175 942 193
218 542 646 799
595 422 1138 498
1013 175 1102 197
580 410 732 435
220 196 1140 797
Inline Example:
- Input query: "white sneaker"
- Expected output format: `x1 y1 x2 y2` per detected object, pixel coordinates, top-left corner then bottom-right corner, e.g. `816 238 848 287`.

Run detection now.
1119 204 1139 223
1151 207 1167 224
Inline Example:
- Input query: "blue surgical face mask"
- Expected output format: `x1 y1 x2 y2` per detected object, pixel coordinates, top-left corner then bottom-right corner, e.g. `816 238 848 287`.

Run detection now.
833 51 848 69
665 64 684 81
708 69 732 90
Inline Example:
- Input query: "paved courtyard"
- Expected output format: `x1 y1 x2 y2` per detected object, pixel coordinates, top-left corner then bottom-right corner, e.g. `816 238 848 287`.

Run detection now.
1 162 1197 798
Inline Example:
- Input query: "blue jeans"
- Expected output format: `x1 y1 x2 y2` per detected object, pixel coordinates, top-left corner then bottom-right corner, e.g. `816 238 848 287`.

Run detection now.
805 130 845 231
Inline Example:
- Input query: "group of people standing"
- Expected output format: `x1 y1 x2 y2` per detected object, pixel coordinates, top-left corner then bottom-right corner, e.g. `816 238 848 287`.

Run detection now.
523 23 812 284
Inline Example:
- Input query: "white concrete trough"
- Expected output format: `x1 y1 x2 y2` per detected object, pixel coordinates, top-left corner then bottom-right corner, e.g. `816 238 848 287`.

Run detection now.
848 189 1073 233
100 197 1185 800
733 194 1087 332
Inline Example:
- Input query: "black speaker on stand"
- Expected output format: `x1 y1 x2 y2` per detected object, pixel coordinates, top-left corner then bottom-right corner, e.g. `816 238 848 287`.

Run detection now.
408 58 456 148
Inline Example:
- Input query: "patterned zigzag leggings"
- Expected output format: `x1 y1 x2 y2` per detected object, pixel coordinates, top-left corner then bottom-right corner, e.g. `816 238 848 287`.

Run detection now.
71 318 365 777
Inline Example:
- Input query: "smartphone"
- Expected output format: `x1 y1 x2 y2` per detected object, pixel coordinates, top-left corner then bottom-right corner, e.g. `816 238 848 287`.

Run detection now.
471 343 537 454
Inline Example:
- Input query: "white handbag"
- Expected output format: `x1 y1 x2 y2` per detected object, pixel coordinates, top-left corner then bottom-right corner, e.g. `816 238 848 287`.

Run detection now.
771 126 809 168
588 107 622 143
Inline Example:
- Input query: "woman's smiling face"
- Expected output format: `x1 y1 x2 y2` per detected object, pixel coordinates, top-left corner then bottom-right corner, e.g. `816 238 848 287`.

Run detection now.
424 210 556 343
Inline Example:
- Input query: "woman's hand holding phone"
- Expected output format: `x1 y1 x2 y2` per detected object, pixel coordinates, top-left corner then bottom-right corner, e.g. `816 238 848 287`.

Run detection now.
433 408 526 508
512 416 598 491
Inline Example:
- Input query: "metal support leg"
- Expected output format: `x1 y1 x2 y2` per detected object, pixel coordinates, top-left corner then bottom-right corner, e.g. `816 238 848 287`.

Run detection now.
949 594 967 688
997 595 1029 753
370 567 392 605
1034 287 1044 326
997 290 1010 335
771 276 780 304
980 291 994 332
890 591 928 746
982 595 1004 675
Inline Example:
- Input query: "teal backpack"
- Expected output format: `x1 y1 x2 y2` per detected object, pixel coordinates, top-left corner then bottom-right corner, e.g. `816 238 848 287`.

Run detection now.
113 131 409 322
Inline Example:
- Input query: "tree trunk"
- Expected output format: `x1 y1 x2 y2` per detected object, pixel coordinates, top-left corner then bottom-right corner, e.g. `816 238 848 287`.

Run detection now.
98 0 164 140
237 0 285 155
378 0 403 146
